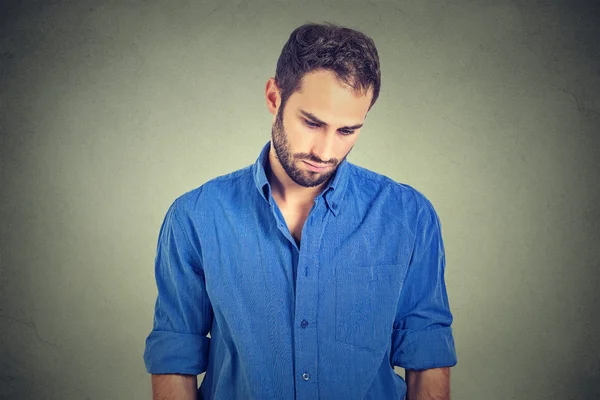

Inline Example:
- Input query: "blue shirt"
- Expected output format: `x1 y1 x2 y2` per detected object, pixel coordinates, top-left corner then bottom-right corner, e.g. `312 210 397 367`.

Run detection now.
143 141 457 399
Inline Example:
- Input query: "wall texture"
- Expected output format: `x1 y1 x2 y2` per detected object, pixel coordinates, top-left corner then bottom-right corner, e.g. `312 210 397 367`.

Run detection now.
1 0 598 399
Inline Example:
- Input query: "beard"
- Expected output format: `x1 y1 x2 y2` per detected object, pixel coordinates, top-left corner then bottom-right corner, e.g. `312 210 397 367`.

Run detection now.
271 106 352 188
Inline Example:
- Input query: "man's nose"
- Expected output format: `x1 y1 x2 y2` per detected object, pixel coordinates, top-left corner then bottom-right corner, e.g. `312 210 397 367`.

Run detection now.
311 132 336 164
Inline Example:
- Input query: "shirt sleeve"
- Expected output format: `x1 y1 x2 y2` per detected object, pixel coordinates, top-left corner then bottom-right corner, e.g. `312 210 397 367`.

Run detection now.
391 198 457 371
143 199 213 375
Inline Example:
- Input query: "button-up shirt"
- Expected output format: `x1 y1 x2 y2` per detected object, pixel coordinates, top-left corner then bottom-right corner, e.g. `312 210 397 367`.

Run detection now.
143 141 457 399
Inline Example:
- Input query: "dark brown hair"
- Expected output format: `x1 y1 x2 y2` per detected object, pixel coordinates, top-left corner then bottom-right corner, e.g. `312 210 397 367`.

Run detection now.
274 22 381 112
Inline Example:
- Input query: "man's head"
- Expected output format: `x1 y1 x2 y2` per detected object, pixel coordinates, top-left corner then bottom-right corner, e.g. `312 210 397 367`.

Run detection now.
266 22 381 189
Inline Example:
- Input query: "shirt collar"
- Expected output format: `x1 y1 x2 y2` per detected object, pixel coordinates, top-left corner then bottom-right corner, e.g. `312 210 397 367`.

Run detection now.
253 140 348 216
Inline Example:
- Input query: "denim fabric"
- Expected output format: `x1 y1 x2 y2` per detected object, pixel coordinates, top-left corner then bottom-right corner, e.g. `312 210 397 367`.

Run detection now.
143 141 457 399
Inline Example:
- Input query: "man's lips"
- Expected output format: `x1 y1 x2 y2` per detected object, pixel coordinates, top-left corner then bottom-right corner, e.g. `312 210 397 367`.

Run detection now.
304 161 329 171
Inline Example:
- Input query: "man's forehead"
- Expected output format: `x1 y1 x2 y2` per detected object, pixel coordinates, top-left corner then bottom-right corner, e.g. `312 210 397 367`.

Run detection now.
298 71 361 95
280 71 370 124
289 90 371 123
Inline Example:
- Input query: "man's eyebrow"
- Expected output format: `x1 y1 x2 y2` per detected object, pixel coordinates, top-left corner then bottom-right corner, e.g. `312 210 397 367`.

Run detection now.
299 109 364 130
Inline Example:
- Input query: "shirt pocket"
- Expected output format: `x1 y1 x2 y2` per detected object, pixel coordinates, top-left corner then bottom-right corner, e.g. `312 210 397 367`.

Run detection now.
335 263 403 352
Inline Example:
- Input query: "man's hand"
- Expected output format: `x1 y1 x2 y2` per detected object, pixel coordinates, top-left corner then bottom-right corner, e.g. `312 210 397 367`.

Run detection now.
151 374 197 400
406 367 451 400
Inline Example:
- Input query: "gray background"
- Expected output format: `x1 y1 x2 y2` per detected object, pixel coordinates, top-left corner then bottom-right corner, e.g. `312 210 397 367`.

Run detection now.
1 0 599 399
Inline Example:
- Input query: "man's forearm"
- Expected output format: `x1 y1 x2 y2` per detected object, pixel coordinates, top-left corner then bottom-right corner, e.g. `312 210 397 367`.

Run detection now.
151 374 197 400
406 367 450 400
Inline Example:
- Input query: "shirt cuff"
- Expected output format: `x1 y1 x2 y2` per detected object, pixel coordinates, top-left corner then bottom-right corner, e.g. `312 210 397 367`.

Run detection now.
391 326 457 371
144 330 210 375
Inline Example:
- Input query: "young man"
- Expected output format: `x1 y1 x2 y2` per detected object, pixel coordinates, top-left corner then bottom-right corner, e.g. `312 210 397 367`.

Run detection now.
144 22 457 400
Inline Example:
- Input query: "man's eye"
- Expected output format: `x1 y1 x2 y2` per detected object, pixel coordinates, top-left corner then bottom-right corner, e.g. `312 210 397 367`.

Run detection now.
304 119 354 135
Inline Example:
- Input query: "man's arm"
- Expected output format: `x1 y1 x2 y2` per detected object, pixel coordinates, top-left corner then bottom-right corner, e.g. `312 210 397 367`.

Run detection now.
151 374 197 400
406 367 450 400
143 199 213 397
390 198 457 394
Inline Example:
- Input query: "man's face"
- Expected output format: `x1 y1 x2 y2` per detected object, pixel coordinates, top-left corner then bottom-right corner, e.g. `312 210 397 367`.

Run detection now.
271 69 373 188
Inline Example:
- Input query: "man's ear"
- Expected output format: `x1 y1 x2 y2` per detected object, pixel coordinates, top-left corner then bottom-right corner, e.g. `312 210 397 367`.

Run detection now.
265 78 280 119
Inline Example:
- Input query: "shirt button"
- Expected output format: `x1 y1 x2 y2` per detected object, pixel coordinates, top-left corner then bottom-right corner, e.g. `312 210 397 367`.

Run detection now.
332 202 337 209
300 320 309 328
302 372 310 381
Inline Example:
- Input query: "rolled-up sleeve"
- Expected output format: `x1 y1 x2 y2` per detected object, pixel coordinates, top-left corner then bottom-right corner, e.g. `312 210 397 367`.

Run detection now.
143 199 213 375
391 199 457 371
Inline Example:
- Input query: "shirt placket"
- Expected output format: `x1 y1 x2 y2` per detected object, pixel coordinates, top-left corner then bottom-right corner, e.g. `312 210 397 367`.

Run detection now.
293 196 326 400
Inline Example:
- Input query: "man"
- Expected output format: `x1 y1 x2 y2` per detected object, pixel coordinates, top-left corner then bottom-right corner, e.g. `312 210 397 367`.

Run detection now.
144 22 457 400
